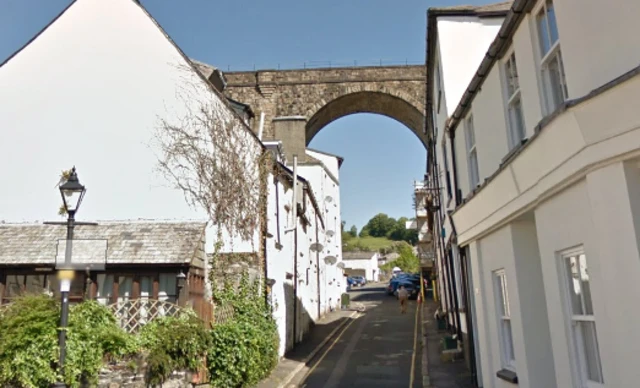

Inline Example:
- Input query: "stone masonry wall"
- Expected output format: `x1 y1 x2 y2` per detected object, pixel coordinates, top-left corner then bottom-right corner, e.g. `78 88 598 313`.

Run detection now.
96 366 198 388
221 65 427 147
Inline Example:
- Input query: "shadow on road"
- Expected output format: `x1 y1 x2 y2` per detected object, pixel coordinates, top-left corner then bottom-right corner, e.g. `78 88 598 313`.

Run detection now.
283 285 386 364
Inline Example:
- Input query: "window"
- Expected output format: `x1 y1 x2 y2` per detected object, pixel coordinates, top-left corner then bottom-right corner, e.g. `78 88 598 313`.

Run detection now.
536 0 567 113
503 52 526 149
494 269 515 369
435 61 443 113
560 250 604 385
465 115 480 189
441 141 453 200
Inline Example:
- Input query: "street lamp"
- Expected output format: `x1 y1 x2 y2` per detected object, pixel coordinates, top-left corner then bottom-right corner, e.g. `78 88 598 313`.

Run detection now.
53 167 86 388
176 270 187 305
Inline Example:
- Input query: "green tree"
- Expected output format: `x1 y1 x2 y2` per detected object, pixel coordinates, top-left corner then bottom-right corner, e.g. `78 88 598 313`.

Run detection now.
349 225 358 238
362 213 396 237
381 242 420 273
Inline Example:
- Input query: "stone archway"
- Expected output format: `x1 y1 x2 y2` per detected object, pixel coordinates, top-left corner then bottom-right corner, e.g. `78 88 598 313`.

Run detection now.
305 91 425 146
213 64 426 151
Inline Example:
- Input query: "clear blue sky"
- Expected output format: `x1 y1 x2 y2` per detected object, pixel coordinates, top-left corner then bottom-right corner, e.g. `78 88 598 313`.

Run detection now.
0 0 487 231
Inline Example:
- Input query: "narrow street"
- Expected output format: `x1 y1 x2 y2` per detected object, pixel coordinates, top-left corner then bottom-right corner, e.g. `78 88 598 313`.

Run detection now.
290 283 422 388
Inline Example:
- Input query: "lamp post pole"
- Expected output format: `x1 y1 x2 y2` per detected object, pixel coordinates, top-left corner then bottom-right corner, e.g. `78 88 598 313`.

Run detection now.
57 209 76 382
49 167 87 388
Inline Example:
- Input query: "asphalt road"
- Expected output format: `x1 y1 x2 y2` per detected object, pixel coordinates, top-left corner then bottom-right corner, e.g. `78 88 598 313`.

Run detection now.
291 282 422 388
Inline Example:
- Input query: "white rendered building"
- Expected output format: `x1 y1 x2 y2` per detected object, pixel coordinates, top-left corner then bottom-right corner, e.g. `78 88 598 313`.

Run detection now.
427 0 640 387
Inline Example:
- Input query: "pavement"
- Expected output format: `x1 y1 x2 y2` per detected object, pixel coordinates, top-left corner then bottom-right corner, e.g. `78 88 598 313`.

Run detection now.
422 299 477 388
259 282 423 388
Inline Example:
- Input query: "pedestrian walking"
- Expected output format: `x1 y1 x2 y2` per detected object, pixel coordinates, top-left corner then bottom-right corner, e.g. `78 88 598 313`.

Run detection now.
397 285 409 314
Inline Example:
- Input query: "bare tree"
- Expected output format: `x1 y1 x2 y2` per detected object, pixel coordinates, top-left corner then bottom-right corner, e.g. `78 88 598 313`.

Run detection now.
154 65 263 242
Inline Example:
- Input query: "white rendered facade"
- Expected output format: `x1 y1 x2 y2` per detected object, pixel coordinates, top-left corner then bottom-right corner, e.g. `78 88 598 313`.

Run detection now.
430 0 640 387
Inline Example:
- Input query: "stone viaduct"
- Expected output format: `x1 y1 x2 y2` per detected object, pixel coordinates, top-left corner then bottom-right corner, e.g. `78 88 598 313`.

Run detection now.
219 65 427 158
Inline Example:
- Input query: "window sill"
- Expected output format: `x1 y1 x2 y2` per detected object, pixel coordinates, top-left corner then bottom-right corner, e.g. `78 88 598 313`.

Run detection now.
496 369 518 384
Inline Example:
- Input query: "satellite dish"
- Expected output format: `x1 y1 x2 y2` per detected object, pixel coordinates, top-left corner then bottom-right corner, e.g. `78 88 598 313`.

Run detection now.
324 255 337 265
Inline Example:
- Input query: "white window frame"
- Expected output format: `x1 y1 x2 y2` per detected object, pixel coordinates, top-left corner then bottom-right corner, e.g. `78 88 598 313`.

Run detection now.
464 115 479 189
493 269 516 370
502 50 526 149
534 0 568 115
558 248 604 388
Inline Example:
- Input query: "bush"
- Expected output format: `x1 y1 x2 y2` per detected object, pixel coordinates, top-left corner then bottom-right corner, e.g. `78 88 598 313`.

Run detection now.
139 310 210 385
66 301 138 386
0 295 59 388
0 296 137 388
207 274 279 387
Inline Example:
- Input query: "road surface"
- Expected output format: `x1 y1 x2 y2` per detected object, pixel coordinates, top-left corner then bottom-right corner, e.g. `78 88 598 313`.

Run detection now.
291 282 422 387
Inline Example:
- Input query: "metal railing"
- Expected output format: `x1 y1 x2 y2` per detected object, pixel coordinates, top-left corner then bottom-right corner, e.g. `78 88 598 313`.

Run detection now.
223 58 424 72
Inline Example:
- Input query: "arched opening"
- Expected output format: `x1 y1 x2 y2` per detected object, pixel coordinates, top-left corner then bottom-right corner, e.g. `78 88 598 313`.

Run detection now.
305 91 426 148
308 112 426 239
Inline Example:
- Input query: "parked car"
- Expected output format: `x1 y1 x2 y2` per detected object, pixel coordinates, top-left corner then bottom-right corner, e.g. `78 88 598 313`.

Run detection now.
394 280 420 300
347 277 355 291
352 275 366 287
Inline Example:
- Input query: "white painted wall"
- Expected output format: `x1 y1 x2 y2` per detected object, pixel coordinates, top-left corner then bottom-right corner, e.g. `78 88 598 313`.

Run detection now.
437 16 504 117
0 0 263 255
429 14 504 337
439 1 640 386
553 0 640 98
342 253 380 282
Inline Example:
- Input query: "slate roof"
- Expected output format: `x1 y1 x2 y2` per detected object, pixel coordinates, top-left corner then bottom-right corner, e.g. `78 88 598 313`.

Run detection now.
0 221 206 266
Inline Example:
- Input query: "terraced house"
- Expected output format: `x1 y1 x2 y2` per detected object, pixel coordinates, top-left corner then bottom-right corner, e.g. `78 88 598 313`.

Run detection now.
425 0 640 387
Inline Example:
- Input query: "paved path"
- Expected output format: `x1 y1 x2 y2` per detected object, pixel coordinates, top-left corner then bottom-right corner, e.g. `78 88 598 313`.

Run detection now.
289 283 422 387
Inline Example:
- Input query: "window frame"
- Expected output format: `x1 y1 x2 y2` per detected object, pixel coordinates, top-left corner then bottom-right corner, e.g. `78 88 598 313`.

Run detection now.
464 115 480 189
493 269 516 370
501 50 526 149
441 139 453 202
558 247 604 387
435 57 443 113
534 0 568 115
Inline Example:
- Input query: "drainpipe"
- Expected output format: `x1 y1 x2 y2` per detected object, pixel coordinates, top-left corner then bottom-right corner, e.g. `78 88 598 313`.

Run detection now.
460 248 478 385
291 155 299 343
448 247 462 339
448 130 462 206
449 215 463 336
315 212 321 319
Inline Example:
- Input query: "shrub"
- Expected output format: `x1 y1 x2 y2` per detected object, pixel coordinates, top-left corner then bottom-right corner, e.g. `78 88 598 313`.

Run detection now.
139 310 210 385
208 274 279 387
0 295 59 388
65 301 138 386
0 296 136 388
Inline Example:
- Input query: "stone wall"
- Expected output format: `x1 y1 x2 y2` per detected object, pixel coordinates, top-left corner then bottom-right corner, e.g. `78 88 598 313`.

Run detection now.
209 252 262 290
218 65 427 147
96 365 199 388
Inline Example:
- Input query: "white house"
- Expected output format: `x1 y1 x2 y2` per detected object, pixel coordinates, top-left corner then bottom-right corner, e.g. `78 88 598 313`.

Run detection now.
424 3 511 383
427 0 640 387
342 252 380 282
0 0 344 360
0 0 266 255
261 140 346 356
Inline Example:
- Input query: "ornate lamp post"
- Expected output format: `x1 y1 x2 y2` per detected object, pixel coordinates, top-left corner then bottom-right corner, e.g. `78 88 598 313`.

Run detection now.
52 167 86 388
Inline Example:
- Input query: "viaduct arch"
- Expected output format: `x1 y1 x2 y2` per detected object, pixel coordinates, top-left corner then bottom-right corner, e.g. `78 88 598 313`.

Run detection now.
218 65 426 156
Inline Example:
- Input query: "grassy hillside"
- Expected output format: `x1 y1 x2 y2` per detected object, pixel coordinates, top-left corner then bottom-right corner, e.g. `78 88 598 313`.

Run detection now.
342 236 396 252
